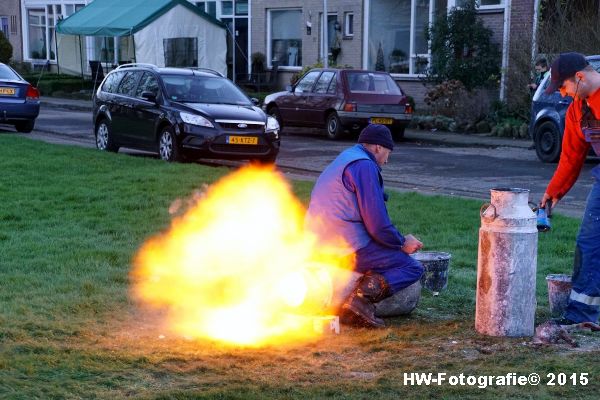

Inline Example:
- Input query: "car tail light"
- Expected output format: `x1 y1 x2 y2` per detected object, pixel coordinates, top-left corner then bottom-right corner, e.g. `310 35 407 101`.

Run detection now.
26 85 40 100
405 103 413 114
343 102 356 112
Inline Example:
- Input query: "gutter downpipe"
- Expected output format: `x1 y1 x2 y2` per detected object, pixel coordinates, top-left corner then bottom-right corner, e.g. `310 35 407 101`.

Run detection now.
499 0 511 101
531 0 540 65
79 35 84 80
323 0 328 68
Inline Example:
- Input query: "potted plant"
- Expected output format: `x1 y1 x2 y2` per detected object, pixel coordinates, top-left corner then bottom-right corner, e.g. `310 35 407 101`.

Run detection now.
251 52 266 74
389 48 407 73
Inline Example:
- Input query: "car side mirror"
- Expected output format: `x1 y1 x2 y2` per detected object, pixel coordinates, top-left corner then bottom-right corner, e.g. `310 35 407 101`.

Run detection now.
250 97 260 106
286 85 293 92
141 91 157 103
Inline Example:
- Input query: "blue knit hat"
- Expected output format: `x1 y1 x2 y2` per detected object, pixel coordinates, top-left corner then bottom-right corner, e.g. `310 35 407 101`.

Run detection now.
358 124 394 150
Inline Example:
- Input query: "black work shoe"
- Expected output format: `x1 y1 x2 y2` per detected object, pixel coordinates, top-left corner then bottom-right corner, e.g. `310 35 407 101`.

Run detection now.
340 295 386 328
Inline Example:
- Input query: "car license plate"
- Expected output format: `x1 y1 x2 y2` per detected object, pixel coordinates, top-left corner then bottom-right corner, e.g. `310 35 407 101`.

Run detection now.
370 117 393 125
0 87 16 95
227 135 258 145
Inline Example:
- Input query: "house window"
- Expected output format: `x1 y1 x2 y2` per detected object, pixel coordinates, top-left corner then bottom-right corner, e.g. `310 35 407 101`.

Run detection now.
207 1 217 17
195 1 217 17
26 3 84 61
235 0 248 16
164 37 198 67
47 5 57 61
0 17 9 38
367 0 438 75
453 0 504 7
27 9 46 59
344 13 354 37
221 1 233 15
269 9 302 67
10 15 17 35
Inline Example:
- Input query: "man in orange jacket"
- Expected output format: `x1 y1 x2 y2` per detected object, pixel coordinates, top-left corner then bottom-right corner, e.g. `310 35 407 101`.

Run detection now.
540 52 600 325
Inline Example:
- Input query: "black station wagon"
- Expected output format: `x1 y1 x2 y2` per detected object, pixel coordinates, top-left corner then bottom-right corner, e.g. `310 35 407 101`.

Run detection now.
93 64 280 163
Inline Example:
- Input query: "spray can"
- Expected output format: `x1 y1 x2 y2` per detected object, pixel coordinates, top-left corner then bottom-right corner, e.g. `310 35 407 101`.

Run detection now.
536 202 552 232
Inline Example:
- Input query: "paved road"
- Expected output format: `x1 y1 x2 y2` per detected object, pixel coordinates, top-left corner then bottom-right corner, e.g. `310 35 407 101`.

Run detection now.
276 130 594 218
3 106 595 218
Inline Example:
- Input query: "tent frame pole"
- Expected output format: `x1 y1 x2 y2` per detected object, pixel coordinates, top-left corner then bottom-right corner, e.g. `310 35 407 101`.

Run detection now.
79 35 84 81
54 29 60 75
131 30 137 63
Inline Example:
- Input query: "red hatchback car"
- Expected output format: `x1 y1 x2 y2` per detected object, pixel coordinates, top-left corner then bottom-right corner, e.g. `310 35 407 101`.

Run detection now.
263 68 412 140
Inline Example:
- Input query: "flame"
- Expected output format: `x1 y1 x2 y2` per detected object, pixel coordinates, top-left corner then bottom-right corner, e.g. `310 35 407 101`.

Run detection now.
131 165 353 346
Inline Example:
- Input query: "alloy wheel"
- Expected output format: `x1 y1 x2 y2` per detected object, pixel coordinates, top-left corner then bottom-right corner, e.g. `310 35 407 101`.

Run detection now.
96 123 109 150
159 130 174 161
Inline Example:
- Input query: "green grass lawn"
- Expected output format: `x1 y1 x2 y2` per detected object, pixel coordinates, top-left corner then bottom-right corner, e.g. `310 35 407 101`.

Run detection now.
1 135 598 399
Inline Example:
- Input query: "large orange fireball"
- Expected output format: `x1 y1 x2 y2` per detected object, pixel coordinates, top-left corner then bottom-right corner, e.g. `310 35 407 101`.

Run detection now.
131 165 353 346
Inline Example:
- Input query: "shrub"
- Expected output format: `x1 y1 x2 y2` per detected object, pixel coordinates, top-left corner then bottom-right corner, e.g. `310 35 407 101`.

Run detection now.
35 79 94 95
251 52 266 73
426 0 501 90
0 31 12 64
10 61 32 75
424 80 490 125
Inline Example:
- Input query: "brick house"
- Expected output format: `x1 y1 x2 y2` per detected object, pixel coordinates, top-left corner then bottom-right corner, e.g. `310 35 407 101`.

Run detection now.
0 0 23 62
16 0 536 107
250 0 537 105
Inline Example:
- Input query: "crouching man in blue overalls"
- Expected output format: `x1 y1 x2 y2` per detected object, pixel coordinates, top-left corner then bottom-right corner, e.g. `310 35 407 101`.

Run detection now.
305 124 424 328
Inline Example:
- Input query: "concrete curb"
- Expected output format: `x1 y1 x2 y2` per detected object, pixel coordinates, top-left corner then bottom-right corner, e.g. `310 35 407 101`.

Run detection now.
40 97 93 112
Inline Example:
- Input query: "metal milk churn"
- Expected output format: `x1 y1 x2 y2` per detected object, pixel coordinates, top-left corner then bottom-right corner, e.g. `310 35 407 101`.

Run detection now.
475 188 538 337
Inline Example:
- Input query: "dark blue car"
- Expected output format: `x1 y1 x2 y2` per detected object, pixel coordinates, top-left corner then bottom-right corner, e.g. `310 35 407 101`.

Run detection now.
0 62 40 133
529 55 600 162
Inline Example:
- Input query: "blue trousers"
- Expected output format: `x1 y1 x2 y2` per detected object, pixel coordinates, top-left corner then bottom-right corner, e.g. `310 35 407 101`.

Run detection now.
355 240 424 294
565 173 600 323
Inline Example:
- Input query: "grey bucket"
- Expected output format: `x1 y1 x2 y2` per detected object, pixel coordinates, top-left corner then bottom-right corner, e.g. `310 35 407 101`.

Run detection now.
546 274 572 316
412 251 451 295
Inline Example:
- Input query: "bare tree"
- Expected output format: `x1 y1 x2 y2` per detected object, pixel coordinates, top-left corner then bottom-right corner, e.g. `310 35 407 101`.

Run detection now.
538 0 600 56
504 0 600 122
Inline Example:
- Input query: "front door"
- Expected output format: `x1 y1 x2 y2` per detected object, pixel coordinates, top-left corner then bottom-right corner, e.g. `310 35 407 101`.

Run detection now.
234 18 249 81
305 71 337 126
280 70 320 125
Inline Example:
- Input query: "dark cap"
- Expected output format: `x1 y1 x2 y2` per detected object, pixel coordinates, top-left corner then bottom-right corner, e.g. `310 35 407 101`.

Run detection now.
545 52 589 94
358 124 394 150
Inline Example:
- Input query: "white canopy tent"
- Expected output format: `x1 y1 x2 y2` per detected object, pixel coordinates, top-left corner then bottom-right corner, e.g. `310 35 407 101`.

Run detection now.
55 0 227 77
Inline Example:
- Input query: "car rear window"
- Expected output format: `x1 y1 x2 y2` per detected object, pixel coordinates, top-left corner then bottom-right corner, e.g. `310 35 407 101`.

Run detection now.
0 64 21 81
101 71 125 93
346 72 402 95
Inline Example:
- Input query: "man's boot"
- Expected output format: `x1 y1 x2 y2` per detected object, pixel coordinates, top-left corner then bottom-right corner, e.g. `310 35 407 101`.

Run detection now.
340 272 391 328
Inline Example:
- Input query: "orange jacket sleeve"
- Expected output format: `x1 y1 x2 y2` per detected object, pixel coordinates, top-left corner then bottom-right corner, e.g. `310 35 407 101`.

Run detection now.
545 101 591 199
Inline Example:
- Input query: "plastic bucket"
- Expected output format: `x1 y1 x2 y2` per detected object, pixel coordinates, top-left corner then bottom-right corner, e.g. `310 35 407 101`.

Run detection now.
412 251 451 295
546 274 572 316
